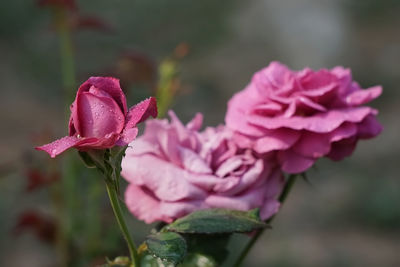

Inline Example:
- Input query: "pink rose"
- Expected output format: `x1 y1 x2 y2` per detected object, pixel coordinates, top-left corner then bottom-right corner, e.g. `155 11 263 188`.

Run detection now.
225 62 382 174
36 77 157 158
121 111 284 224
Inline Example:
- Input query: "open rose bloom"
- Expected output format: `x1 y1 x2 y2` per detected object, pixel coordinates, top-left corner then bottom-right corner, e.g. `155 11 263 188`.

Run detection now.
36 77 157 157
225 62 382 174
122 111 284 223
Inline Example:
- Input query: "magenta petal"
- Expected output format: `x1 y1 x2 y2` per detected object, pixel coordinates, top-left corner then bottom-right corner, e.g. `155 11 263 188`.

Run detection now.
292 132 331 158
77 92 125 138
84 77 128 114
124 97 157 130
254 129 300 153
357 115 383 139
327 137 357 161
36 136 81 158
346 86 382 106
278 150 315 173
247 107 374 133
117 128 139 146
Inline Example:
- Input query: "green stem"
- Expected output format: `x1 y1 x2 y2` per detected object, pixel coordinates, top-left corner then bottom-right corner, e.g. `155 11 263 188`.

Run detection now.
53 7 77 265
233 174 298 267
105 181 139 267
54 7 76 100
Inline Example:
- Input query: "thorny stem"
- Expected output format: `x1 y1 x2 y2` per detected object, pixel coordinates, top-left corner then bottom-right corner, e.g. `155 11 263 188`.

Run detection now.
232 174 298 267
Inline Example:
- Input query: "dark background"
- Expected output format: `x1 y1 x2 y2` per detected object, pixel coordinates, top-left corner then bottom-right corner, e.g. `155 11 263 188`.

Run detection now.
1 0 399 266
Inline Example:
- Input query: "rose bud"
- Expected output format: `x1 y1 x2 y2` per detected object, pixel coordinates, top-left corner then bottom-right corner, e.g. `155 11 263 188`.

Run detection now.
36 77 157 158
225 62 382 174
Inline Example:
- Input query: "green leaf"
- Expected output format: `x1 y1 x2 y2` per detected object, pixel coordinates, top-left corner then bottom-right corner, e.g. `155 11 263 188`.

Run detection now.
184 234 230 264
164 208 268 234
145 232 187 265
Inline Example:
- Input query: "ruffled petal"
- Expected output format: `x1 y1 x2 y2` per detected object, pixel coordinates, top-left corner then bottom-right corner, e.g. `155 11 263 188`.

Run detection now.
247 107 375 133
346 86 382 106
121 154 207 201
254 129 300 153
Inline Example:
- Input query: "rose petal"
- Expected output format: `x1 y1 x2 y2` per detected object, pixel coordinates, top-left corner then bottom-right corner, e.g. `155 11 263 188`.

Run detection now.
124 97 157 130
186 113 203 131
260 200 280 220
278 150 315 174
254 129 300 153
357 114 383 139
346 86 382 106
247 107 375 133
179 147 212 174
292 132 331 158
327 137 357 161
121 154 207 201
82 77 128 114
35 136 97 158
116 127 139 146
77 92 125 138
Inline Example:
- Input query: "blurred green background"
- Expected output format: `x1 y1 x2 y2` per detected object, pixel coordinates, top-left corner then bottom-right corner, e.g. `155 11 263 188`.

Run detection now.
1 0 399 266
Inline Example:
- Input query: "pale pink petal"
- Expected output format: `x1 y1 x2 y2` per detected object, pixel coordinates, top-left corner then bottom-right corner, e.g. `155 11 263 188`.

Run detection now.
125 138 160 156
124 184 168 224
157 128 181 165
125 184 204 224
212 176 241 193
186 113 203 131
217 159 265 195
205 183 266 211
215 156 243 177
260 200 280 220
121 155 207 201
179 147 212 174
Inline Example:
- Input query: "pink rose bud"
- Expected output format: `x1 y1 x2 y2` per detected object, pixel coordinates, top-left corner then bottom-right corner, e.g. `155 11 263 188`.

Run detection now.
36 77 157 158
121 111 284 224
225 62 382 174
